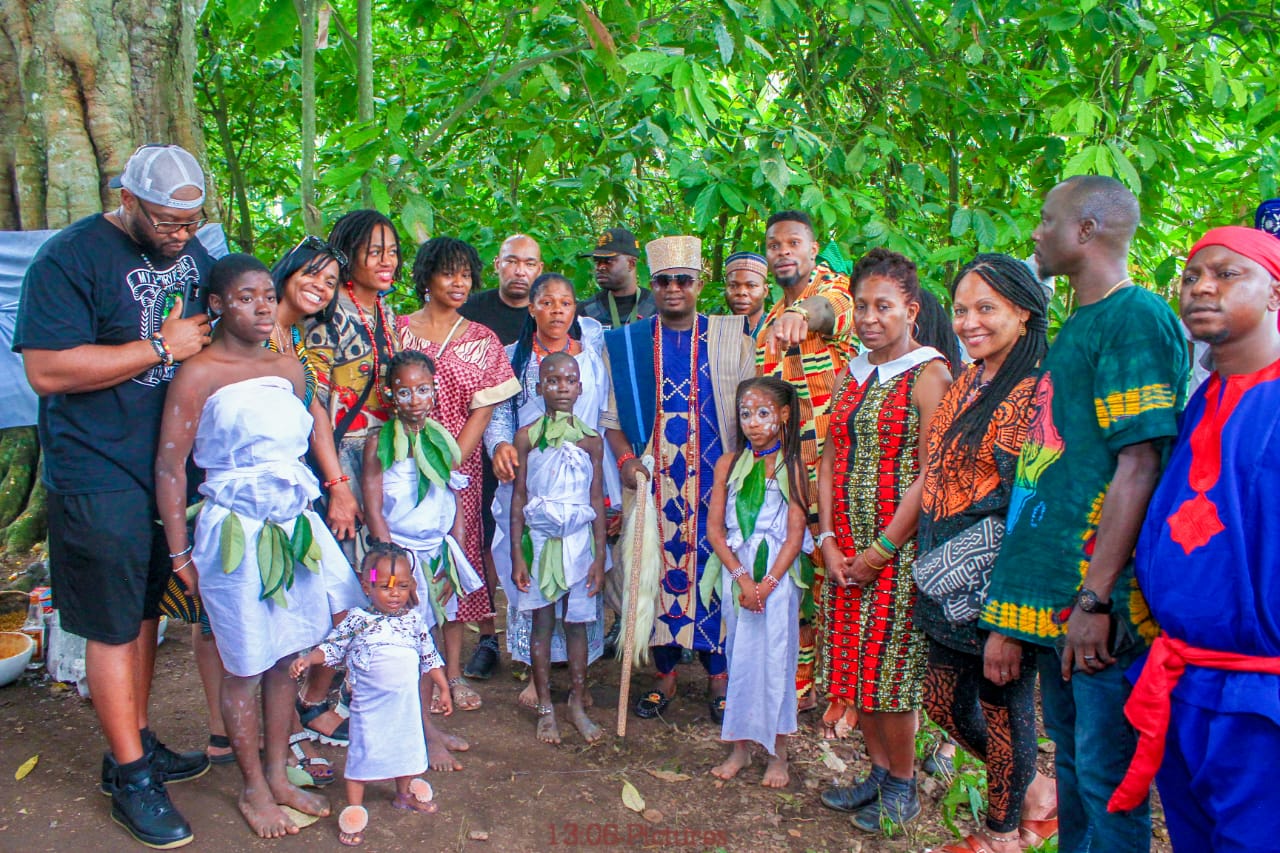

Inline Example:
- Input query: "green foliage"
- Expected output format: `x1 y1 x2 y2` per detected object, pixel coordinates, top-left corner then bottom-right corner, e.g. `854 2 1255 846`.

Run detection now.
197 0 1280 316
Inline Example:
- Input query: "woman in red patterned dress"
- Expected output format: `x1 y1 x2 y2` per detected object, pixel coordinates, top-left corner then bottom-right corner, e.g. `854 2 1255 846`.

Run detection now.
397 237 520 711
816 248 951 833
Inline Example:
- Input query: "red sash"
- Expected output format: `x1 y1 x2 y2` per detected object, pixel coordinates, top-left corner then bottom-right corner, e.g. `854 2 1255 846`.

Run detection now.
1109 633 1280 812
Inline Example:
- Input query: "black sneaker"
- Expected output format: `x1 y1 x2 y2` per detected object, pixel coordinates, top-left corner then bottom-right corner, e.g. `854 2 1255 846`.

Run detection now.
851 774 920 833
820 765 889 813
143 730 210 784
107 760 194 849
463 634 500 680
100 734 210 795
602 619 622 659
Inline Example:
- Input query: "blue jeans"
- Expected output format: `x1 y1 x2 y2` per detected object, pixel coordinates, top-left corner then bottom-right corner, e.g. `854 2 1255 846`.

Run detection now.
1036 647 1150 853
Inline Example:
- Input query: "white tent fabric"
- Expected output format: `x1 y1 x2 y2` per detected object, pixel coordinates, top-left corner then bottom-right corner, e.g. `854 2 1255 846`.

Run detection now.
0 224 228 429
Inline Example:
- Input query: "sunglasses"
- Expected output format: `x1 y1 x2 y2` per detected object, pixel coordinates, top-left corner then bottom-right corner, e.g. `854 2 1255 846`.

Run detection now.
290 234 349 268
651 273 697 289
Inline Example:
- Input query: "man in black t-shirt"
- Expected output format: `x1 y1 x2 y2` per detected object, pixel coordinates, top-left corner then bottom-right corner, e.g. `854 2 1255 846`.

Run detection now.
460 233 542 345
577 227 657 329
459 234 542 679
13 144 214 849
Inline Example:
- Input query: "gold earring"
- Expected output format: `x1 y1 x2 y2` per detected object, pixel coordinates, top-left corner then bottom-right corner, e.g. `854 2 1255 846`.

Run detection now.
1019 321 1027 337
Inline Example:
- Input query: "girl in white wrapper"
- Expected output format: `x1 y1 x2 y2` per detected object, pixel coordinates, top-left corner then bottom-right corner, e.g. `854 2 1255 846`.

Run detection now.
157 255 364 839
706 377 813 788
361 351 484 720
509 352 608 745
291 542 450 846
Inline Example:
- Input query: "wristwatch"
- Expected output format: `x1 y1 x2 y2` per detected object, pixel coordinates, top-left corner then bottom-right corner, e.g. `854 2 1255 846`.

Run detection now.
1075 587 1113 614
814 531 836 548
783 303 810 324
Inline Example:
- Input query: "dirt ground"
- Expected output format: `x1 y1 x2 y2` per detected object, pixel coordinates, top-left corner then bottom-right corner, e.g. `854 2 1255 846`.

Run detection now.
0 600 1171 853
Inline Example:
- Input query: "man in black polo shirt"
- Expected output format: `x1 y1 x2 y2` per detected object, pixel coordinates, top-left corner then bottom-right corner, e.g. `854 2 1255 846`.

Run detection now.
14 144 214 849
461 233 543 345
460 234 543 678
577 227 656 330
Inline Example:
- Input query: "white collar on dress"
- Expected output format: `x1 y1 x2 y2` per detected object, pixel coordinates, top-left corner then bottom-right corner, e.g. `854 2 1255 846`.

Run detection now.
849 346 944 385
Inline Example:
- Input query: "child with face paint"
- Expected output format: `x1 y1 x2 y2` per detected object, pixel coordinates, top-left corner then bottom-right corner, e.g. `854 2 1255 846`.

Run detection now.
509 352 608 745
706 377 812 788
156 254 367 840
292 542 450 846
360 351 483 750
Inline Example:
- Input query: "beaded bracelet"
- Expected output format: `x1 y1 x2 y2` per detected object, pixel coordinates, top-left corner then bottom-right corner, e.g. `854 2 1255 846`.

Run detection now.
323 474 351 489
761 574 779 590
616 452 637 472
728 565 749 581
168 544 193 559
150 332 174 367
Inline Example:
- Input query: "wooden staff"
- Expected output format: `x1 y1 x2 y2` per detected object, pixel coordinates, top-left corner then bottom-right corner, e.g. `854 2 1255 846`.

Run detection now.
615 470 649 738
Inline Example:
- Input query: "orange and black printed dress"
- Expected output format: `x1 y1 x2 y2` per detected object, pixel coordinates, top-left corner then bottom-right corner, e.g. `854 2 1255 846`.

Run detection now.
825 348 942 712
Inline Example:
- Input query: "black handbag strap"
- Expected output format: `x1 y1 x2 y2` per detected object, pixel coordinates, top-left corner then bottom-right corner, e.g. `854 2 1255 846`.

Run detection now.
332 302 390 446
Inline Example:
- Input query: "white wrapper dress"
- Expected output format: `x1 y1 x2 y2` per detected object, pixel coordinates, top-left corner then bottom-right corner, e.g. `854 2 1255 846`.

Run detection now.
380 459 482 630
319 607 442 781
719 476 811 754
192 376 365 678
515 439 597 622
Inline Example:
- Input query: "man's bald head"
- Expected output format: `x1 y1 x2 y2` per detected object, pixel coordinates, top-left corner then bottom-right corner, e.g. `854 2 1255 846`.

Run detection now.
1034 175 1140 278
494 233 543 305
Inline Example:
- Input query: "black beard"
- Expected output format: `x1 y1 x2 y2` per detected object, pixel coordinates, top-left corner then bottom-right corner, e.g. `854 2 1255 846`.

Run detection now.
775 272 802 290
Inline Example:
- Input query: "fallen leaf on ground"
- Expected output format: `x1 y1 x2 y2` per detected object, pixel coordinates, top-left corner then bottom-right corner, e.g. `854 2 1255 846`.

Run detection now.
645 769 691 783
14 755 38 780
278 806 319 829
468 830 489 841
620 779 645 812
817 742 846 773
642 808 663 823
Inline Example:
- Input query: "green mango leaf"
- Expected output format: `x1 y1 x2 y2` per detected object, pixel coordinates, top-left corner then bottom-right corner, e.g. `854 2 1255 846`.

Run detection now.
290 514 313 566
699 552 722 612
521 528 534 570
304 531 323 573
185 499 205 522
257 522 280 600
735 459 766 541
221 512 246 574
752 540 770 583
377 419 397 472
420 418 462 466
393 418 410 462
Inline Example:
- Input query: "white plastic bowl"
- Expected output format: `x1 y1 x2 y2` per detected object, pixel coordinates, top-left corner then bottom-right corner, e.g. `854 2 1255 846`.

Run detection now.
0 632 35 686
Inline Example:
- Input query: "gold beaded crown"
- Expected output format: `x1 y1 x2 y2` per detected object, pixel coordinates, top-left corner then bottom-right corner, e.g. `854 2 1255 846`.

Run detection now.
645 236 702 275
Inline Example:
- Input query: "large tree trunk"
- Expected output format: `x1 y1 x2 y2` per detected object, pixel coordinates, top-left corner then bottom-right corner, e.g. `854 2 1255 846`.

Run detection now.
0 0 213 555
0 0 215 230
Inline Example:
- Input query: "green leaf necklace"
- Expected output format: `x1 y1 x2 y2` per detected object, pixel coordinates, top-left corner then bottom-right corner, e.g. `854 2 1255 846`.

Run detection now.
376 416 462 505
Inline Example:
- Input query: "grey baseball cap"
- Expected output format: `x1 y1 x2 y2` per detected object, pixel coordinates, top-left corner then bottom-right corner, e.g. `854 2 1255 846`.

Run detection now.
109 144 205 210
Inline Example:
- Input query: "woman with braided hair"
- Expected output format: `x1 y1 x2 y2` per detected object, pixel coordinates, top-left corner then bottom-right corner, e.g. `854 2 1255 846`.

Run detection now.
919 254 1058 853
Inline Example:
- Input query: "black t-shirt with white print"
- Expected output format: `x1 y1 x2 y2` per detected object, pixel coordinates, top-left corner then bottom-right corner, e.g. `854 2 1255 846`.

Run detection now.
13 213 213 495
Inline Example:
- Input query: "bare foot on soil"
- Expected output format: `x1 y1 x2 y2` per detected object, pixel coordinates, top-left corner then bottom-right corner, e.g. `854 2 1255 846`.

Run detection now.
711 745 752 781
238 786 298 838
566 703 602 743
762 755 789 788
268 776 331 818
537 712 561 745
427 739 463 772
